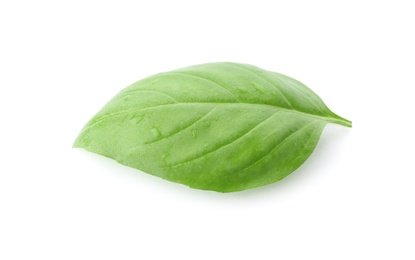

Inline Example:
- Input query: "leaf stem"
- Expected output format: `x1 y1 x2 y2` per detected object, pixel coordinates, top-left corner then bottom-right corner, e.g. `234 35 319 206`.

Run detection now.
327 116 352 128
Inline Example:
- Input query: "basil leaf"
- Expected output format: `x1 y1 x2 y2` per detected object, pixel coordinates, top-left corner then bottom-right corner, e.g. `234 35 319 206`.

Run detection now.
74 62 351 192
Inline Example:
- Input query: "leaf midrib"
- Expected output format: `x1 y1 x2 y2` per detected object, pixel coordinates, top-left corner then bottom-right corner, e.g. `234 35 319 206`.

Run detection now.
85 101 351 133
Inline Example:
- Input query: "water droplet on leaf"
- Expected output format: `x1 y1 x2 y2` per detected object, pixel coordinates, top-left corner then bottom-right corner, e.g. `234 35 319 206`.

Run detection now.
151 127 161 137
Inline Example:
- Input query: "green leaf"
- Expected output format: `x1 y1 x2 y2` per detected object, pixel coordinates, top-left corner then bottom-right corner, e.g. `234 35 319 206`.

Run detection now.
74 62 351 192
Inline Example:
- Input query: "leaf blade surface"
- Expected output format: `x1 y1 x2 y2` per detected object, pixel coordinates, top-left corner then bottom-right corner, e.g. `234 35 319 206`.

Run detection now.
74 62 351 192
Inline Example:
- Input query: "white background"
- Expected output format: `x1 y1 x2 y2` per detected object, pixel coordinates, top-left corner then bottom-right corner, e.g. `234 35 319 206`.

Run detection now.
1 1 414 259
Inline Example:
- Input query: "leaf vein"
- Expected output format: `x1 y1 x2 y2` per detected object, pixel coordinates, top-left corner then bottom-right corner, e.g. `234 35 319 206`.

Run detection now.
168 71 241 102
81 102 346 136
240 121 317 173
145 107 216 145
225 63 294 109
122 89 178 102
276 76 327 114
168 110 281 168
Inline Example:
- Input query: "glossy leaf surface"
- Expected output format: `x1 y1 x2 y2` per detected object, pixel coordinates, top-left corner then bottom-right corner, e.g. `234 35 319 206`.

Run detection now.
74 62 351 192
